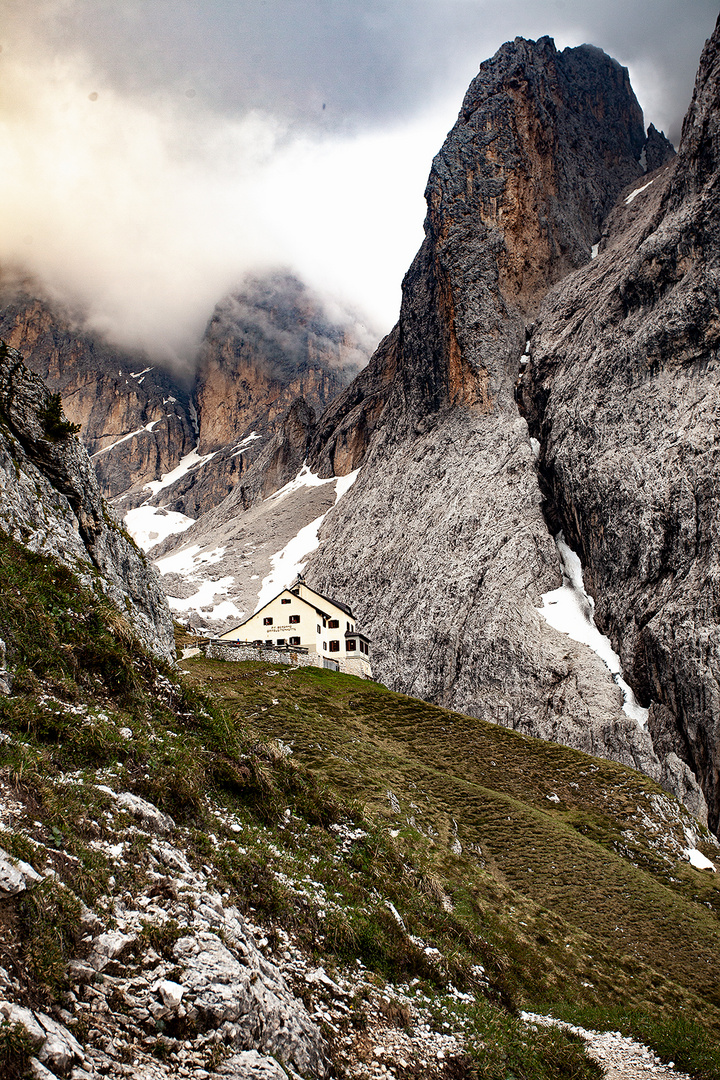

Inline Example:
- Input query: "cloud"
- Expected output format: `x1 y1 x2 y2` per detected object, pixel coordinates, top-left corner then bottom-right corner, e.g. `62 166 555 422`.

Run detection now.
1 1 717 366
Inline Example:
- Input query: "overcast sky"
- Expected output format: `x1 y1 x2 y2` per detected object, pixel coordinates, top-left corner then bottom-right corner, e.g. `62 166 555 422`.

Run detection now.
1 0 717 366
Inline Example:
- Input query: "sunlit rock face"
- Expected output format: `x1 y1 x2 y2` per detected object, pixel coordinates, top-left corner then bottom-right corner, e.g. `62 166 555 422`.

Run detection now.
299 35 717 819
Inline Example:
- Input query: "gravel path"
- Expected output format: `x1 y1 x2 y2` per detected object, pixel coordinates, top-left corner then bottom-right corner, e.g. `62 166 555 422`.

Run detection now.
522 1012 693 1080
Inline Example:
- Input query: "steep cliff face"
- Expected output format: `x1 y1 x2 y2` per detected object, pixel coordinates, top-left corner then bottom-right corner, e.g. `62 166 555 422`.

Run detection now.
0 285 197 498
0 343 175 661
304 39 676 790
520 16 720 829
0 273 373 525
195 272 367 456
310 36 648 480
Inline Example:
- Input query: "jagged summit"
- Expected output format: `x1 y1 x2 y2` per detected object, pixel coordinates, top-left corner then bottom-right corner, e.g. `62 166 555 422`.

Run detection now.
300 34 670 797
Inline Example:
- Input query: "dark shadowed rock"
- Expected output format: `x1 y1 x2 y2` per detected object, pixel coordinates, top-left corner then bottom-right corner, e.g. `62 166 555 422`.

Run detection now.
520 15 720 829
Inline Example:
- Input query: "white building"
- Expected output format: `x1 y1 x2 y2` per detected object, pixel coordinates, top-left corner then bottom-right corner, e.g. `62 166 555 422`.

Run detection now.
217 576 372 678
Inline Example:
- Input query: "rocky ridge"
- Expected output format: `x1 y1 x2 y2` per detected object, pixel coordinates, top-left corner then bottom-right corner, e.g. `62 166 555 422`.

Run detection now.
518 13 720 831
0 273 373 529
294 38 697 812
0 343 174 661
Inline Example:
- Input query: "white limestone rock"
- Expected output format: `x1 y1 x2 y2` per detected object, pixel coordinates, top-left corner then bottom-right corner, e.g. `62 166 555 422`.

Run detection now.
215 1050 290 1078
115 792 175 834
0 1002 84 1073
173 930 328 1077
0 847 43 895
87 930 136 972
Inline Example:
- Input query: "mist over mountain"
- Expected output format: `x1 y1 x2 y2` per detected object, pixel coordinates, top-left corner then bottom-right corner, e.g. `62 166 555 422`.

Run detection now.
1 0 716 363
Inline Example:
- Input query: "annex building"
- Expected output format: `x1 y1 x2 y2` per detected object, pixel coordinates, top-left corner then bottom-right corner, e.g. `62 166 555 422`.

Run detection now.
216 576 372 678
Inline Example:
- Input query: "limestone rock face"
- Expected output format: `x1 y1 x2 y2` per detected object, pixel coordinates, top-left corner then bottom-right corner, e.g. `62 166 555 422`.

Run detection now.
0 344 175 661
520 15 720 829
305 39 653 751
0 272 372 522
0 286 197 498
195 272 366 455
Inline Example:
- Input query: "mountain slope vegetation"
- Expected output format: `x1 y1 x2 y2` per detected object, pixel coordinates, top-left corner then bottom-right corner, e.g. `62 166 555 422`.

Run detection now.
0 530 719 1078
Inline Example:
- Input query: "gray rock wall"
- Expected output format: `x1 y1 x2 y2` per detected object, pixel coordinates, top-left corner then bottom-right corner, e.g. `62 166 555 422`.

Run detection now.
305 38 671 789
521 15 720 829
0 344 175 661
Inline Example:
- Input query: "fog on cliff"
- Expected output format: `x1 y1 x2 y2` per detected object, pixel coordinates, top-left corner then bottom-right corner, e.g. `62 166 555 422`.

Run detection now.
1 0 716 369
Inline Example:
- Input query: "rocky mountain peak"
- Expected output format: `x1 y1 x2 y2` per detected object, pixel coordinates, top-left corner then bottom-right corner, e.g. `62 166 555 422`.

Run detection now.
670 12 720 198
307 35 651 482
194 271 369 456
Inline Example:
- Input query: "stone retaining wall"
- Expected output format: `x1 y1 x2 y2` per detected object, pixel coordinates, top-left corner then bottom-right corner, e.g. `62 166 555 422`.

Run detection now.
205 643 373 680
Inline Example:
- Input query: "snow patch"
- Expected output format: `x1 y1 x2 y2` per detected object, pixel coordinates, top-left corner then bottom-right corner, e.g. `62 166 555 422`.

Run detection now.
255 467 362 610
231 431 263 457
590 243 599 259
155 545 226 576
267 464 335 503
130 366 153 378
538 536 649 727
143 445 217 497
624 179 654 205
334 468 361 504
124 505 195 551
167 577 239 620
91 420 160 458
686 847 716 872
255 515 327 611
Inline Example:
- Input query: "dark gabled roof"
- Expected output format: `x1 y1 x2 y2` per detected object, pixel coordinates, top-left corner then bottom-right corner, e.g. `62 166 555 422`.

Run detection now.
290 581 353 617
345 630 371 643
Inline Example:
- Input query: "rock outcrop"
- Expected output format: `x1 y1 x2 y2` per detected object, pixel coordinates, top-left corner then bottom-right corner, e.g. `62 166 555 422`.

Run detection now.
0 342 175 660
195 272 367 456
520 15 720 829
302 38 677 790
0 271 373 521
0 283 197 498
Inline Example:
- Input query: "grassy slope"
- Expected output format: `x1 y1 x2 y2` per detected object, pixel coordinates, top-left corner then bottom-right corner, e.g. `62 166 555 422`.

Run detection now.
0 524 718 1077
182 657 720 1072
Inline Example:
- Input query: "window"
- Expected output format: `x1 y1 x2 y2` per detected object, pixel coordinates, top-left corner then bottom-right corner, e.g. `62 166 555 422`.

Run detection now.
263 617 273 626
328 619 339 629
323 641 327 651
346 639 357 651
276 638 286 646
281 598 291 604
289 614 300 624
317 624 321 634
329 640 340 652
289 636 300 645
